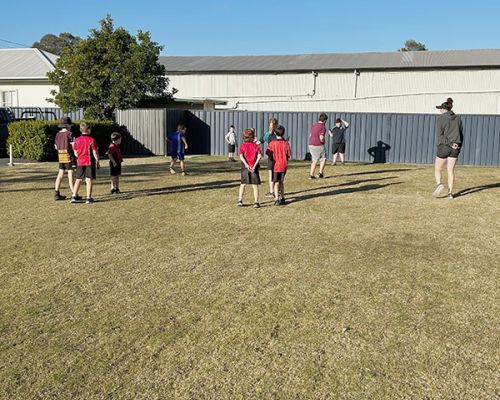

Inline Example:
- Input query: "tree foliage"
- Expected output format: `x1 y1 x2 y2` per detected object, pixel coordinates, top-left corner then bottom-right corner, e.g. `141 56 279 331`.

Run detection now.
32 33 82 55
47 15 170 119
398 39 428 52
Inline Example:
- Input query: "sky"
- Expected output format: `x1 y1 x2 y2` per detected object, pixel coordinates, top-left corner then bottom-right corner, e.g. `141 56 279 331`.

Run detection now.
1 0 499 56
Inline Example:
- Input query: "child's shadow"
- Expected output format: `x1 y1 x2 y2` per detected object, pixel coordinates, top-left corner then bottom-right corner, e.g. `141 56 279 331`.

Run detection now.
454 183 500 198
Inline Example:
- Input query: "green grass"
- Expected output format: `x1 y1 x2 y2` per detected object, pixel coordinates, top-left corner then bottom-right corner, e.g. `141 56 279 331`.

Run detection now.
0 156 499 399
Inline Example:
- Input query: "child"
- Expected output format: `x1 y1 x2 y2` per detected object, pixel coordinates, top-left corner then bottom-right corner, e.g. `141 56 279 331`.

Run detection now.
71 122 100 204
259 118 278 197
238 128 262 208
108 132 123 194
266 125 291 205
167 124 189 175
224 125 237 161
53 116 78 201
328 118 350 165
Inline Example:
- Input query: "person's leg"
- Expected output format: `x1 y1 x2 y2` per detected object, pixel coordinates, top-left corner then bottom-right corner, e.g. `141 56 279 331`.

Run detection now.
339 152 345 164
86 178 92 199
180 160 186 173
73 179 82 197
434 157 447 185
273 181 279 201
67 169 74 193
447 157 458 194
268 170 274 194
55 169 64 192
239 184 245 202
310 160 317 177
319 158 327 175
332 152 338 165
115 176 120 191
252 184 259 203
170 157 177 173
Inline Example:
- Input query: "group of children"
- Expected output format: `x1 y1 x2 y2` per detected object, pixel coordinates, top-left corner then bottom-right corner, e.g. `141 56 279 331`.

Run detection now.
237 121 291 208
53 117 123 204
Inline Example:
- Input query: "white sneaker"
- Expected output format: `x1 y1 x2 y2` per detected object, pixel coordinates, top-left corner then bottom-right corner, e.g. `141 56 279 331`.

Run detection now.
170 168 176 174
432 183 444 197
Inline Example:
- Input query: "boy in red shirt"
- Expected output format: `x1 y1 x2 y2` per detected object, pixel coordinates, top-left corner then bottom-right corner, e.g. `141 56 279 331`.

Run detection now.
107 132 123 194
266 125 291 206
238 128 262 208
71 122 100 204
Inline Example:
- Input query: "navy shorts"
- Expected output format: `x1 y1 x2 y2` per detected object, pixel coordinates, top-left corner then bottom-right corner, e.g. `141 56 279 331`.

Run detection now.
76 165 96 180
170 152 185 161
241 166 261 185
272 170 287 183
110 163 122 177
228 144 236 153
332 142 346 154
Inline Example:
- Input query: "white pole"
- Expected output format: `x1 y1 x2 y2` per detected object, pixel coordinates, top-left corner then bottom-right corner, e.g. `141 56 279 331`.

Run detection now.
8 144 14 166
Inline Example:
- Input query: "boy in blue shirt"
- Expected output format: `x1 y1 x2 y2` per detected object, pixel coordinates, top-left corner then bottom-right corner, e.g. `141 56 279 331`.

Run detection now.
167 124 189 175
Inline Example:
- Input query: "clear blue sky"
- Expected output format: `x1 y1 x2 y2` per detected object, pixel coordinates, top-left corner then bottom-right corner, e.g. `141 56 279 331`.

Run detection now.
1 0 498 55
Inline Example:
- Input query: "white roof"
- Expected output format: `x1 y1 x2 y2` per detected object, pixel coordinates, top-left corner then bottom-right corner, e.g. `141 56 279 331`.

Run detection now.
0 48 58 80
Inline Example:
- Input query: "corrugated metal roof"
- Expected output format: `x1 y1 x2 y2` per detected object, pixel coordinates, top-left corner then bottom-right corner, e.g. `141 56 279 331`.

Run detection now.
0 48 57 79
160 49 500 73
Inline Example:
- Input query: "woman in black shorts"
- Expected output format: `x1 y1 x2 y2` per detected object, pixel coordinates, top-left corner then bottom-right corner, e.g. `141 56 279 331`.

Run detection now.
432 98 463 199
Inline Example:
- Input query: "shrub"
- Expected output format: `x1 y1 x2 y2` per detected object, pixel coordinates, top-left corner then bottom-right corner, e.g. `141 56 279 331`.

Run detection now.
7 120 123 161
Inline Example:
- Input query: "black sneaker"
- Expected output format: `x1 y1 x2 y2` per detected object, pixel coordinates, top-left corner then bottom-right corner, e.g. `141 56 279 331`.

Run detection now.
279 197 286 205
110 188 116 194
86 197 95 204
308 175 316 180
237 200 243 207
74 195 83 201
70 195 79 203
318 172 324 178
274 200 280 206
115 189 121 194
253 202 261 208
54 193 66 201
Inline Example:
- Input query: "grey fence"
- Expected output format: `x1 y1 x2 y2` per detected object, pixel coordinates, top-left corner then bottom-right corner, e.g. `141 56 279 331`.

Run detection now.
188 110 500 166
114 109 500 166
10 106 84 121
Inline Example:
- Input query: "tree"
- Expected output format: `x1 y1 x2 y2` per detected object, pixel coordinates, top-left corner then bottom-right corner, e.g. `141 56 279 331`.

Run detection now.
47 15 170 119
32 33 82 55
398 39 428 52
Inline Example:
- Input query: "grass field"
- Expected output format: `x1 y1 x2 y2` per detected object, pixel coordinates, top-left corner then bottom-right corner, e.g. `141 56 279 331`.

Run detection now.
0 156 499 399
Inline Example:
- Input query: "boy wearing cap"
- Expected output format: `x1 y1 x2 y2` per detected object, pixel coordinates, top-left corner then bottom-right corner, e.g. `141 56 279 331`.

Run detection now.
54 116 79 201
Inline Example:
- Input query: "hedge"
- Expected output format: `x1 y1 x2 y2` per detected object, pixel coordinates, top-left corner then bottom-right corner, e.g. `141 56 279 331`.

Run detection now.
7 120 124 161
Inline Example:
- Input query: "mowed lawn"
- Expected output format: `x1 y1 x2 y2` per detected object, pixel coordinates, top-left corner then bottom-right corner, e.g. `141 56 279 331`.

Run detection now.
0 156 499 400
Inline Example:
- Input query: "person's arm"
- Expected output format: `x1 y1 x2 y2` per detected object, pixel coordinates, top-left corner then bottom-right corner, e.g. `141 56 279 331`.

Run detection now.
327 128 333 137
341 119 350 129
224 132 230 144
92 141 100 168
182 135 188 150
109 149 117 167
239 154 250 170
319 126 326 144
73 142 79 157
252 153 262 170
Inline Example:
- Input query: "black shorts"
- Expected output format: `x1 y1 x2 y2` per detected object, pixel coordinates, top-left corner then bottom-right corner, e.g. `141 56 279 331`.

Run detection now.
272 170 287 183
241 166 261 185
110 163 122 177
267 158 275 171
228 144 236 153
332 142 346 154
437 144 461 159
76 165 96 180
58 163 74 171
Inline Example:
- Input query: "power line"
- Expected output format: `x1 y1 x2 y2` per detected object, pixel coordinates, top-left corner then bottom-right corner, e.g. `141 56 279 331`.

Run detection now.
0 38 31 48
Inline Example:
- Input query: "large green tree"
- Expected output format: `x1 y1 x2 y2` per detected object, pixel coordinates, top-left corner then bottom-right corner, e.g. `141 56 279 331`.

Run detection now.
32 33 82 55
398 39 428 52
48 15 169 119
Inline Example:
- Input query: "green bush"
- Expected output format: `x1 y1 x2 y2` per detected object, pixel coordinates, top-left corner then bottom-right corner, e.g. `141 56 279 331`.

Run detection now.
7 120 123 161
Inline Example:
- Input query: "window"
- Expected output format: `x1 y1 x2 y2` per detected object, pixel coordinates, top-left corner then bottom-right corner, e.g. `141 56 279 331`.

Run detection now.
1 90 15 107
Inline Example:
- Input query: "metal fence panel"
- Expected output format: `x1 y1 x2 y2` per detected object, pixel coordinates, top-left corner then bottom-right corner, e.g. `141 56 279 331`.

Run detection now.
116 109 166 155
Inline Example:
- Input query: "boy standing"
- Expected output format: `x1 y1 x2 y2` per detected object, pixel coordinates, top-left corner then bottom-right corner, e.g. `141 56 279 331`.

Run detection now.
238 128 262 208
71 122 100 204
54 117 78 201
328 118 350 165
266 125 291 205
224 125 237 161
108 132 123 194
308 113 328 179
167 124 189 175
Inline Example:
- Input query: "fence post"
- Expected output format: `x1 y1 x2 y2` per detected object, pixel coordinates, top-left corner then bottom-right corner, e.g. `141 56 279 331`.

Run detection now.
8 144 14 166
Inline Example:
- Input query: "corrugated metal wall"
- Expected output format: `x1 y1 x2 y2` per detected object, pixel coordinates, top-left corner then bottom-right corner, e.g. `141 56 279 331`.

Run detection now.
116 109 167 155
10 106 84 121
187 110 500 166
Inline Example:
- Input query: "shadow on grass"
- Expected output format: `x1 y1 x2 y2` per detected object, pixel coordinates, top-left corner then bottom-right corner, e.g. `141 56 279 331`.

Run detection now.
96 179 241 202
325 168 420 179
288 182 403 204
454 183 500 197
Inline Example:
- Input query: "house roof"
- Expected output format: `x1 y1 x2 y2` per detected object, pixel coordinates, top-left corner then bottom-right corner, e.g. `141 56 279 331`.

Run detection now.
0 48 58 80
160 49 500 73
